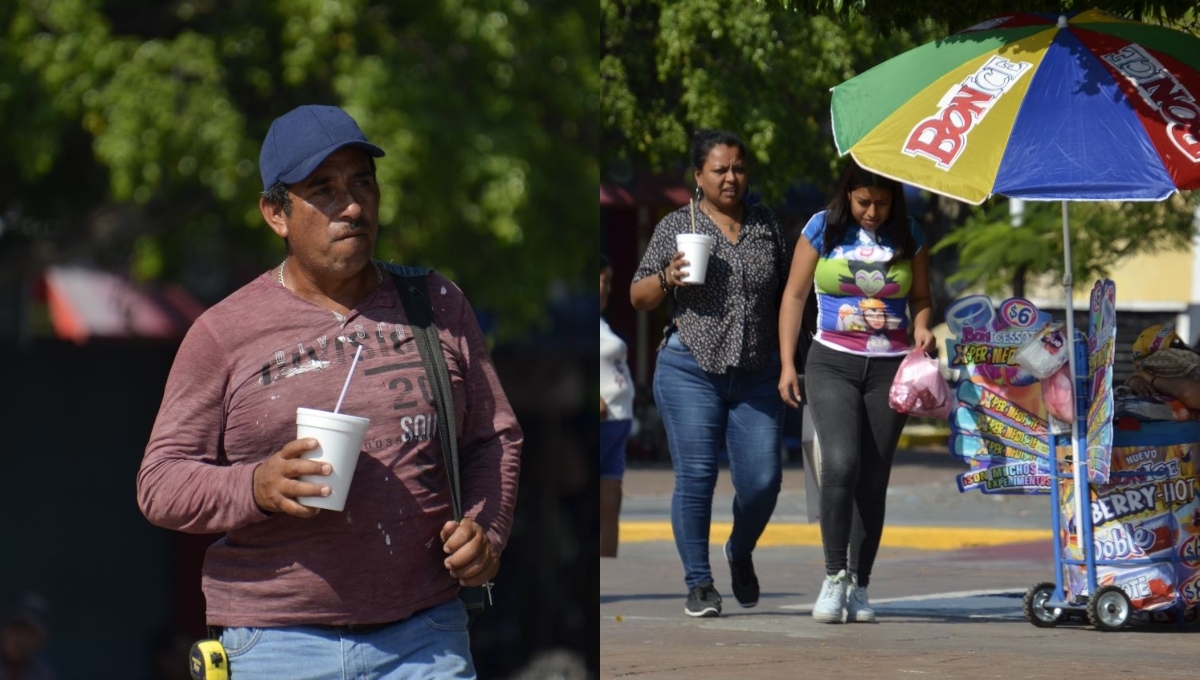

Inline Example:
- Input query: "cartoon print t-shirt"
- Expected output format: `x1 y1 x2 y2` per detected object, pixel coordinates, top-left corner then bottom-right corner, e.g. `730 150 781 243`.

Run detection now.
802 211 924 357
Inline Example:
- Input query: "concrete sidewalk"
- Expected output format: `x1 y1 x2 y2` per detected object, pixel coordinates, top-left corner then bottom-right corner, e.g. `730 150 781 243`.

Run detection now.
621 446 1052 540
601 451 1200 679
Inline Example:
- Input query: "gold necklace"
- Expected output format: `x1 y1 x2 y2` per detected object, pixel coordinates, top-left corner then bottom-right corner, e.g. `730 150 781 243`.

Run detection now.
277 258 383 290
701 200 741 233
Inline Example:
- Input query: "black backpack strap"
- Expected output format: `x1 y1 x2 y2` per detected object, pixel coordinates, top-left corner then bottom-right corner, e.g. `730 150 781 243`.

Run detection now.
390 269 462 521
390 268 494 617
382 262 434 279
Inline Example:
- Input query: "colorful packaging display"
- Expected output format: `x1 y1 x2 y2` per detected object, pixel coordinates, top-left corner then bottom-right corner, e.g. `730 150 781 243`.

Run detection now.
945 296 1055 494
1057 420 1200 615
1085 281 1117 484
947 282 1116 494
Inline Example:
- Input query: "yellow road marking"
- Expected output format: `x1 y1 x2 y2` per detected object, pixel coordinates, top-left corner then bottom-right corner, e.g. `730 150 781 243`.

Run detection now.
620 521 1050 551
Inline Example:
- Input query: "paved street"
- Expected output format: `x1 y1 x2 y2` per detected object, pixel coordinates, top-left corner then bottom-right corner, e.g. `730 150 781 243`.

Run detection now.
601 448 1200 679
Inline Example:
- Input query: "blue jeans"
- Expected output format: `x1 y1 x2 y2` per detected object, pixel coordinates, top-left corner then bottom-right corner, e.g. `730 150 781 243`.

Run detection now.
219 599 474 679
600 419 631 480
653 332 783 589
805 342 907 588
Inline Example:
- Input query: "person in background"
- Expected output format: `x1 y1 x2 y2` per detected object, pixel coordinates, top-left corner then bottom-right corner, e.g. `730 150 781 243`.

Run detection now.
600 253 634 558
0 593 55 680
137 104 522 678
630 128 790 617
778 159 934 624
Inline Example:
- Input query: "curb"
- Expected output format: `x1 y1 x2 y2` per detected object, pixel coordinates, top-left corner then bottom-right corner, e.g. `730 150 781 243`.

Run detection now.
620 521 1050 550
898 424 950 450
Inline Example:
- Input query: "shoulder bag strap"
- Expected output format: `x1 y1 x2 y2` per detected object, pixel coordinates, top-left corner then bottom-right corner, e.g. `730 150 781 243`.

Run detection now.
391 271 462 521
391 270 494 616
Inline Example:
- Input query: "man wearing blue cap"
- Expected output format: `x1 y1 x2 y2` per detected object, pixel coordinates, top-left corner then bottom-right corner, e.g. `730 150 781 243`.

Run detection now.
137 105 523 678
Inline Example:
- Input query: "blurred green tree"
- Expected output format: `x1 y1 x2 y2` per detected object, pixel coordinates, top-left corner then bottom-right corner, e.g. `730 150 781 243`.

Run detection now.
774 0 1200 35
0 0 597 340
601 0 942 201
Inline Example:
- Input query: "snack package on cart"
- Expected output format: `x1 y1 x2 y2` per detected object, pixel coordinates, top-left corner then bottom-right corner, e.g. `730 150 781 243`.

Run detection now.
1091 565 1176 613
1058 419 1200 616
1014 322 1069 379
1114 392 1194 422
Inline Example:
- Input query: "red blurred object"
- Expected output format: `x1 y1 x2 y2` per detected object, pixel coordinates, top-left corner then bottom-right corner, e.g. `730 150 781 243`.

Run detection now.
599 175 690 208
42 265 205 343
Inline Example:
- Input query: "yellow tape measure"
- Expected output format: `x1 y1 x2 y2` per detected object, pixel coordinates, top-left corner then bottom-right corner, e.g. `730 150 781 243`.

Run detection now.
189 639 229 680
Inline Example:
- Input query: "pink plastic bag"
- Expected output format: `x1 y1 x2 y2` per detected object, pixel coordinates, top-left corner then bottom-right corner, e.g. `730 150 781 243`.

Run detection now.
888 349 953 418
1041 363 1074 423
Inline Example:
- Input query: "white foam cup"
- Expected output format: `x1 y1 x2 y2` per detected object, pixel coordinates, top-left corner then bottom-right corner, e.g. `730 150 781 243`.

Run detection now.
675 233 714 284
295 407 371 511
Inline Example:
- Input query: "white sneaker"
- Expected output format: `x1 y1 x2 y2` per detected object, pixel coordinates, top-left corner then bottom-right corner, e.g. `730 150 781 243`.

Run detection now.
845 573 876 623
812 569 848 623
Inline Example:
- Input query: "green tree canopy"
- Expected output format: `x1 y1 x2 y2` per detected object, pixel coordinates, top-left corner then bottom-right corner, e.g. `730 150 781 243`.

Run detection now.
783 0 1200 35
601 0 942 201
1 0 597 340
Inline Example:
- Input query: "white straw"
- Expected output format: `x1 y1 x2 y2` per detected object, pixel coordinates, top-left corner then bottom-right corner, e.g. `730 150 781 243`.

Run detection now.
334 343 364 414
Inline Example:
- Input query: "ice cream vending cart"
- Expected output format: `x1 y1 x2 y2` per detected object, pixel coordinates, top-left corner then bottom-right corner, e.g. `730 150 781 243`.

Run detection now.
1023 403 1200 630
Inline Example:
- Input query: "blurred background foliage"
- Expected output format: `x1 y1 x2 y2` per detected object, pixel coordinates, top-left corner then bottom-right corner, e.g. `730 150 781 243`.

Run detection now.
601 0 944 201
0 0 598 340
779 0 1200 35
933 196 1199 297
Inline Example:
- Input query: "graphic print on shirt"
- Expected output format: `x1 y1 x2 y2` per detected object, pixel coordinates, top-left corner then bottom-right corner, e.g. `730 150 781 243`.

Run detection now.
258 321 445 494
808 216 916 356
839 260 902 298
831 229 891 263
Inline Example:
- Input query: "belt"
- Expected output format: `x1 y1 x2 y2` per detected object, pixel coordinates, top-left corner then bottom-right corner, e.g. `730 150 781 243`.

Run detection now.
310 619 402 634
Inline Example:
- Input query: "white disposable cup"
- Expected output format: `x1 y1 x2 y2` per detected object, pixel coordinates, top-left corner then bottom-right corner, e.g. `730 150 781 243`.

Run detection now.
295 407 371 511
675 233 714 284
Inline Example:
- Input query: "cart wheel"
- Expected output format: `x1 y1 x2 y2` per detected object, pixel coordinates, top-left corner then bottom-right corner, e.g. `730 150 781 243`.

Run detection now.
1088 586 1131 632
1023 582 1064 627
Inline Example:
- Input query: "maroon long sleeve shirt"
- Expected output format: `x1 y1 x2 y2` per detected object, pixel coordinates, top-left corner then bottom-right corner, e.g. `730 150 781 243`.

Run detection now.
137 270 522 627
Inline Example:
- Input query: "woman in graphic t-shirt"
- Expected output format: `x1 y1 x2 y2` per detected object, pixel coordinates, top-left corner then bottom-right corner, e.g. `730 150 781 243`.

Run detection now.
777 160 935 624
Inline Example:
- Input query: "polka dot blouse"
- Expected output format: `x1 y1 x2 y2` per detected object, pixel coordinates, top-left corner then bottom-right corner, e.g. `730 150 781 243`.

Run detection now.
633 201 790 374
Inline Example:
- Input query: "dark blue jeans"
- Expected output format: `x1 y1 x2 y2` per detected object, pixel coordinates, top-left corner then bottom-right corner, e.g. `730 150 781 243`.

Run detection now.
653 332 783 589
805 341 908 588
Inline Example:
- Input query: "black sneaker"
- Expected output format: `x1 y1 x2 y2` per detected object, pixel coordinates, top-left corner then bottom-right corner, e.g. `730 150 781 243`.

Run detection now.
725 540 759 608
684 582 722 618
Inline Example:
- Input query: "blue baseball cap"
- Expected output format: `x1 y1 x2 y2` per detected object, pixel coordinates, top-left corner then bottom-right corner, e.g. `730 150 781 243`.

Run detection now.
259 105 385 189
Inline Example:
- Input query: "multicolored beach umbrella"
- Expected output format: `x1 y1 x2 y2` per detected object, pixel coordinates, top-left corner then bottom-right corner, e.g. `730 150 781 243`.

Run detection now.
832 8 1200 205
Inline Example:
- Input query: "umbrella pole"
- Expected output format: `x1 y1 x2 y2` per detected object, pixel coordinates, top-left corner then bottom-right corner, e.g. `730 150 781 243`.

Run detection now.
1059 200 1094 598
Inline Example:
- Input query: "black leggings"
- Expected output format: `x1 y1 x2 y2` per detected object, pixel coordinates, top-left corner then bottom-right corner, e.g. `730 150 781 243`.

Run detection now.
805 342 908 588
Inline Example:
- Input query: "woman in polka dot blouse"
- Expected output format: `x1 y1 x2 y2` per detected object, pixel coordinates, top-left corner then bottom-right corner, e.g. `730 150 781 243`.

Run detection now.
631 128 791 618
